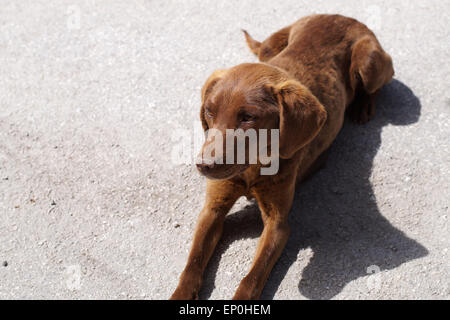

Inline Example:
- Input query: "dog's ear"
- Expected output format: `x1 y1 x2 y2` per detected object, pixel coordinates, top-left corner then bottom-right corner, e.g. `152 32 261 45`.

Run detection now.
200 69 227 131
271 80 327 159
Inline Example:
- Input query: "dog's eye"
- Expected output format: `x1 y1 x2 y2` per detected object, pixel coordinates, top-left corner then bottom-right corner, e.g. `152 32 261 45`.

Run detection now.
240 113 256 123
205 107 214 118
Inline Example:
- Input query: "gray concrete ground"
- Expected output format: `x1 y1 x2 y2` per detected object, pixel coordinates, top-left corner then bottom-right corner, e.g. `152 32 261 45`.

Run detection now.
0 0 449 299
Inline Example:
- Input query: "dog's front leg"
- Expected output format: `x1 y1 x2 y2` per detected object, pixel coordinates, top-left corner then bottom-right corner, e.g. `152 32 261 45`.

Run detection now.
233 178 295 300
170 179 243 300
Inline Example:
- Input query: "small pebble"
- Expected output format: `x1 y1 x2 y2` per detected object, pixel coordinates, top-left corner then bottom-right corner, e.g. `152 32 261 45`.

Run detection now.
2 261 8 267
331 187 342 194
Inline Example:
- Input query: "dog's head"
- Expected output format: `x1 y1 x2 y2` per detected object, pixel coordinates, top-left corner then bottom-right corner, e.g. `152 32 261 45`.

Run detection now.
197 63 327 180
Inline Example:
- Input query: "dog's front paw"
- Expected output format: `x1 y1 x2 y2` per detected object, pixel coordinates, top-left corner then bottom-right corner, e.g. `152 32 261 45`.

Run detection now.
170 287 199 300
232 278 259 300
232 291 252 300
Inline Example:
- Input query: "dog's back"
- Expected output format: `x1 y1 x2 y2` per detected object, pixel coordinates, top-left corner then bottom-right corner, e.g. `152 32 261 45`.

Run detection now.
272 15 389 100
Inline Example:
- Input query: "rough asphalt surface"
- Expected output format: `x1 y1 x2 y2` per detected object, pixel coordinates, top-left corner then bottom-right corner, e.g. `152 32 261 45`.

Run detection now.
0 0 449 299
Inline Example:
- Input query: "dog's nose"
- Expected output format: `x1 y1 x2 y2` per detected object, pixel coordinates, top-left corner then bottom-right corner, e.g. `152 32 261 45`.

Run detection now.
196 162 216 172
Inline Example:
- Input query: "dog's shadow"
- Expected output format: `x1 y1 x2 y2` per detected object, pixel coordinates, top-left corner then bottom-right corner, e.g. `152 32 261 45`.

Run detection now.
199 79 428 300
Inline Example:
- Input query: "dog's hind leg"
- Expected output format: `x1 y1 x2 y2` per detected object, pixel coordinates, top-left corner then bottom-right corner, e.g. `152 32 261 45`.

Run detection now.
348 35 394 124
242 26 291 62
347 80 379 124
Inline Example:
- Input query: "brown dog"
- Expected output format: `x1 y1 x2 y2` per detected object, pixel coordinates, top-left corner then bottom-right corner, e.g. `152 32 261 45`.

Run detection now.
170 14 394 300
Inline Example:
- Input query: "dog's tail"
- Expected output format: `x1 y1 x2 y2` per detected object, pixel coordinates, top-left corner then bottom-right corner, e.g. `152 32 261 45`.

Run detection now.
242 29 261 56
